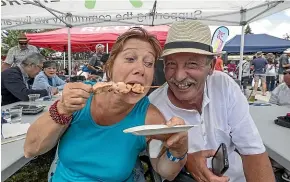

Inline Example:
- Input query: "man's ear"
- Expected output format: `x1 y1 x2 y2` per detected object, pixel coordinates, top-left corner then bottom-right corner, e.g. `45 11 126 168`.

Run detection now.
208 58 216 75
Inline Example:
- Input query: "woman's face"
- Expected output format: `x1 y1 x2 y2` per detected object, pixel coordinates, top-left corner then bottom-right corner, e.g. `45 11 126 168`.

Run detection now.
44 66 57 77
110 38 156 104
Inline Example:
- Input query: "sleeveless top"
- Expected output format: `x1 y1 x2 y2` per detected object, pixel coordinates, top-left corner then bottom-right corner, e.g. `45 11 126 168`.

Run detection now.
52 95 150 182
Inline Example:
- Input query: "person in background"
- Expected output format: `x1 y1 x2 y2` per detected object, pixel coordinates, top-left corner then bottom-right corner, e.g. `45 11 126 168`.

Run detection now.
252 51 268 96
227 60 236 78
269 69 290 107
265 53 276 92
87 44 105 75
278 48 290 84
32 61 66 95
2 33 39 72
1 53 48 106
214 54 224 71
237 57 251 92
149 20 274 182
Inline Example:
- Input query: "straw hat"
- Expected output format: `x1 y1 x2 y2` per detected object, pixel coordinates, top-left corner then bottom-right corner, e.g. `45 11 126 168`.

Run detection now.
162 21 216 57
18 33 28 42
284 48 290 54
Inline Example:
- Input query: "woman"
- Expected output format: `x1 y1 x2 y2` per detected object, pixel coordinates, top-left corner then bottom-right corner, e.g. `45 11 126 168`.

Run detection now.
32 61 66 95
266 54 276 92
24 28 188 182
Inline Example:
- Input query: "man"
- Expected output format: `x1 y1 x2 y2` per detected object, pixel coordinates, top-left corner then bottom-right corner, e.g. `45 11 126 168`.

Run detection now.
214 54 224 71
237 57 251 92
88 44 105 76
269 69 290 106
149 21 274 182
2 33 39 72
252 51 268 96
1 53 48 106
278 48 290 84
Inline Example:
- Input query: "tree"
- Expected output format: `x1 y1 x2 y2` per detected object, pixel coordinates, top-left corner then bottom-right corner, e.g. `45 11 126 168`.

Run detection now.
283 33 290 40
245 25 253 34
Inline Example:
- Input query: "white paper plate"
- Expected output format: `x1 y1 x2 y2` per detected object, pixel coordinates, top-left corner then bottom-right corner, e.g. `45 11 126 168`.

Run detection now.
123 124 197 136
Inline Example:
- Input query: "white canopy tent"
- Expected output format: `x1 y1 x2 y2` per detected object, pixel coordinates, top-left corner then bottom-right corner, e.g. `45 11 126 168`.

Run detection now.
2 0 290 78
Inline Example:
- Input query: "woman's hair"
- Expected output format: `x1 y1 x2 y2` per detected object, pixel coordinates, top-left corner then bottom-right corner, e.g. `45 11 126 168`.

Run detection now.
104 27 162 81
21 53 46 67
43 61 58 69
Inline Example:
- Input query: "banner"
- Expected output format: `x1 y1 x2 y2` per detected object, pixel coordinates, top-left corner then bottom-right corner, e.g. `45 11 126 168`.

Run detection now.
211 26 229 53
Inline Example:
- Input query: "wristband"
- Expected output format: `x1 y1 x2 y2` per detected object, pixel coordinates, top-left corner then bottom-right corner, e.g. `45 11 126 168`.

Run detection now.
166 149 187 163
49 100 72 125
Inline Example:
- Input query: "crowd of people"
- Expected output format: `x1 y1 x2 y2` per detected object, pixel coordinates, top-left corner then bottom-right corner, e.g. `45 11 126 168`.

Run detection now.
1 20 290 182
215 49 290 107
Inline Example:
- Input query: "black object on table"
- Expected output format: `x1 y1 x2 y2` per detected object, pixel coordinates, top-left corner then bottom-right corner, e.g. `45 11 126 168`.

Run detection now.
275 114 290 129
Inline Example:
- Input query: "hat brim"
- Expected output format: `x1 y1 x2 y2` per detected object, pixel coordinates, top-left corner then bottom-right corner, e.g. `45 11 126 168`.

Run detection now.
284 51 290 54
18 39 28 42
162 48 218 57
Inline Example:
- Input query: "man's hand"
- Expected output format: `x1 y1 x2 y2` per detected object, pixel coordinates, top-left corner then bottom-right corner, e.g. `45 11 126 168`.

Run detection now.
186 150 229 182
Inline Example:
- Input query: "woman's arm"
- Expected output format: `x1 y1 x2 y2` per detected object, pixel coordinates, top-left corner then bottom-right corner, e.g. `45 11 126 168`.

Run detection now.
24 103 69 158
145 105 188 181
24 82 92 158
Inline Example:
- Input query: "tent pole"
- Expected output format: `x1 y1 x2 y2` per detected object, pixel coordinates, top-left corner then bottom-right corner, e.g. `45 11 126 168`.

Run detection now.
238 25 245 82
67 14 72 76
63 52 66 69
106 43 109 53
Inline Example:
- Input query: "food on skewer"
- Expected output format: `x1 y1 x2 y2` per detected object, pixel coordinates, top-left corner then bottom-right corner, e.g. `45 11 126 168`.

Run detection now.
131 83 145 94
92 82 113 94
92 82 160 94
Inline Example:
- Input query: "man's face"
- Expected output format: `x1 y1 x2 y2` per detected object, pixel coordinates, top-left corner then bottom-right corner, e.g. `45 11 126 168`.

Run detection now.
96 46 104 54
27 64 43 78
164 52 213 102
18 41 28 50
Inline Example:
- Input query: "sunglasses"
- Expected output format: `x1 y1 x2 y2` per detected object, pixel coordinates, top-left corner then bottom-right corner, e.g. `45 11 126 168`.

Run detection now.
19 42 27 45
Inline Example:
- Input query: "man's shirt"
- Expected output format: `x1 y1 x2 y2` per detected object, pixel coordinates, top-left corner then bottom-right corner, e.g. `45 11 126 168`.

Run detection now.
149 71 265 182
4 45 39 66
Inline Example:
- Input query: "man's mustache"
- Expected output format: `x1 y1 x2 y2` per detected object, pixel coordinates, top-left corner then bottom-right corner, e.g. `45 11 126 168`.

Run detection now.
168 78 197 85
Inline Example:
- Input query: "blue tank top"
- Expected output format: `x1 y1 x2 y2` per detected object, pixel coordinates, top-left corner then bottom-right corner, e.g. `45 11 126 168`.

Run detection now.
52 95 150 182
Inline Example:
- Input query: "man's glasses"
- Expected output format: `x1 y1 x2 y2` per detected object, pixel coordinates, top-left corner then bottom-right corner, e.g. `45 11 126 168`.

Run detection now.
283 72 290 75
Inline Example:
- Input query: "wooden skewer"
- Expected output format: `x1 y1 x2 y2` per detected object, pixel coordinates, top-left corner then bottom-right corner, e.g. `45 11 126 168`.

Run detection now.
157 144 167 158
144 86 161 88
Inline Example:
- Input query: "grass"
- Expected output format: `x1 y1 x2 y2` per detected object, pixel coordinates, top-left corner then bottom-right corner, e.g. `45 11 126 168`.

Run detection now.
5 147 56 182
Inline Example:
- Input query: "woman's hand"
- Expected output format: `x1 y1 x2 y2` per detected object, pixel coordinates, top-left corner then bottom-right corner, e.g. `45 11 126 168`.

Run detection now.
165 117 188 157
57 82 92 116
150 117 188 158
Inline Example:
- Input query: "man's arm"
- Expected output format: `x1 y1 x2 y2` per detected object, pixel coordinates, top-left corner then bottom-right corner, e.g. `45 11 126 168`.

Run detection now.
269 86 280 105
242 153 275 182
227 79 274 182
3 70 48 101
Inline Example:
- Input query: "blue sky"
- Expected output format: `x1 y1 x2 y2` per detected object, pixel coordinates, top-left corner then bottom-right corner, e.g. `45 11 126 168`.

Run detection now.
210 8 290 41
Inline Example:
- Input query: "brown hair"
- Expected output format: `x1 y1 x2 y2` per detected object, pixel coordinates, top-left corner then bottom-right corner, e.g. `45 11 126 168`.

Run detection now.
104 27 162 81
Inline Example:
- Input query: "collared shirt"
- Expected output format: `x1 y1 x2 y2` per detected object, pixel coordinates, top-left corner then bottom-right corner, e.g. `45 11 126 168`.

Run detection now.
149 71 265 182
269 83 290 107
4 45 39 66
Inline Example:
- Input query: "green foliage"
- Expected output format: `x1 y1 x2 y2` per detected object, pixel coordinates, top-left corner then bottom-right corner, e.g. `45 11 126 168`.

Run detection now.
245 25 253 34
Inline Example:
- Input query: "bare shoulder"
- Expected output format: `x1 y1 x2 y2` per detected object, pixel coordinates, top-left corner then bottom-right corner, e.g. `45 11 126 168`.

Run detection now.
145 104 166 125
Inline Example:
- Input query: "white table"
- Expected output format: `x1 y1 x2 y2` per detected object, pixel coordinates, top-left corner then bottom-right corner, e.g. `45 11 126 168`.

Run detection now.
250 104 290 171
1 99 56 182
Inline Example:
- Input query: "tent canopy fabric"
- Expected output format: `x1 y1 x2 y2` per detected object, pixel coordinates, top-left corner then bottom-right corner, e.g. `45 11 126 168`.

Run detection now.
26 25 169 52
224 34 290 54
2 0 290 30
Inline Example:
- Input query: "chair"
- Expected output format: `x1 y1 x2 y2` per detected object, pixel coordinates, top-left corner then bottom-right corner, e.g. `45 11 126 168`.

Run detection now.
69 75 86 82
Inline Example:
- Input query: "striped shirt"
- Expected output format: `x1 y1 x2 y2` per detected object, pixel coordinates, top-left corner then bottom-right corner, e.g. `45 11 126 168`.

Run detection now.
4 45 39 66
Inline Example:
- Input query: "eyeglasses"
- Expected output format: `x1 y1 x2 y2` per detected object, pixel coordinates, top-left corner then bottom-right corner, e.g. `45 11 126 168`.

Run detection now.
36 65 43 70
283 72 290 75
